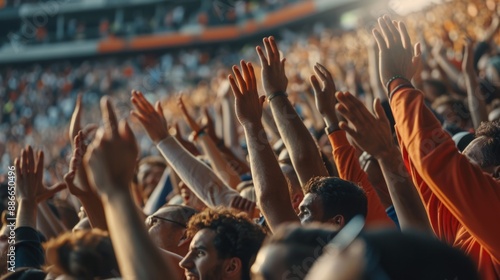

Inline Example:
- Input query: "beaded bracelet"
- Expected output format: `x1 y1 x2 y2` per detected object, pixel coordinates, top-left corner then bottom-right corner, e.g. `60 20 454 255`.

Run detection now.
389 83 414 100
267 91 288 102
385 75 411 93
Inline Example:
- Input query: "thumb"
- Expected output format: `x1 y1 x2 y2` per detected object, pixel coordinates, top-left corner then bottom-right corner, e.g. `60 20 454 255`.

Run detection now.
259 95 266 108
373 98 390 126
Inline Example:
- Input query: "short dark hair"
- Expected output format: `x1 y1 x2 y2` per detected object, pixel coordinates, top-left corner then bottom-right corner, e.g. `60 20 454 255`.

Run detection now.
302 177 367 223
186 208 266 280
262 223 338 277
474 120 500 167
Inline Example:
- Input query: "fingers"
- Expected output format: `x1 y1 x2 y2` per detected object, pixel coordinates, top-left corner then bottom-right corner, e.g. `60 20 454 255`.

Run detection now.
100 96 119 135
373 98 390 126
378 16 394 48
232 65 247 92
35 150 44 185
119 120 137 146
64 170 76 185
27 146 35 174
263 37 276 63
338 121 359 137
316 63 334 82
229 74 242 97
256 46 269 67
131 90 154 114
372 29 387 52
241 60 252 89
69 93 82 142
310 75 322 94
399 21 412 50
247 62 257 92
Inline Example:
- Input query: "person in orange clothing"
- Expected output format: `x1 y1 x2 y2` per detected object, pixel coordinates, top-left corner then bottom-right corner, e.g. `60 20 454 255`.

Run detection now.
309 62 394 228
373 15 500 279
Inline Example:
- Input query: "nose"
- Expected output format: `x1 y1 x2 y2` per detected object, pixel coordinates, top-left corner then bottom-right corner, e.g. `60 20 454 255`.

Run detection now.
179 253 194 270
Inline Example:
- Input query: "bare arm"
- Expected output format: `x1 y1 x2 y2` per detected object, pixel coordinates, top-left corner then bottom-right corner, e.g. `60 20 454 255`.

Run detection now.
230 60 299 233
462 39 488 129
84 97 178 280
178 97 241 189
64 131 108 230
131 91 255 215
257 36 329 186
335 92 431 233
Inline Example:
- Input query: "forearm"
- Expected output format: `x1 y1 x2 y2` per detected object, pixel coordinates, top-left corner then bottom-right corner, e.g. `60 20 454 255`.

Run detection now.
368 45 386 101
377 148 432 234
221 96 238 149
198 134 241 189
435 55 465 90
464 71 488 129
38 202 67 236
270 95 329 185
16 200 37 229
244 122 299 232
328 131 392 226
261 107 281 142
157 136 240 208
78 194 108 230
217 144 251 175
103 192 171 280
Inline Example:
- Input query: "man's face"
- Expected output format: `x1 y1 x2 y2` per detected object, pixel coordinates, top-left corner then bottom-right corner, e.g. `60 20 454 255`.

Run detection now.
179 229 225 280
145 207 187 255
298 193 324 224
137 163 165 200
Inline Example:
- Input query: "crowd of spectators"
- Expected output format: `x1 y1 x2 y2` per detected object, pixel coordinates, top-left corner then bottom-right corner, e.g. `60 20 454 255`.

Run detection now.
0 0 500 278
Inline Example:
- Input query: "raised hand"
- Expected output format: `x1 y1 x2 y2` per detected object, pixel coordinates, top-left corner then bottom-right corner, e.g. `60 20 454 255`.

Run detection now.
201 107 220 143
335 92 395 160
131 90 169 144
177 95 202 133
310 63 338 128
14 146 65 203
372 15 420 90
84 97 139 196
64 130 93 197
69 93 97 148
256 36 288 96
461 38 474 73
229 60 266 127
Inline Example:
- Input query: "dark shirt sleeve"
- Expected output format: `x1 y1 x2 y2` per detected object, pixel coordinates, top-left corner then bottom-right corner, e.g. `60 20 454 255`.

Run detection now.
14 226 45 269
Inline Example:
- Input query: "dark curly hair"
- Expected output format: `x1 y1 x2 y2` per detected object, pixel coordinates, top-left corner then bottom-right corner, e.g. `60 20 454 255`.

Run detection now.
302 177 367 223
186 207 266 280
44 229 119 279
473 120 500 168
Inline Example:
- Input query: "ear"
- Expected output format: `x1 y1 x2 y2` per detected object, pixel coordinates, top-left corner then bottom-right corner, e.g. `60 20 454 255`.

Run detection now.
329 215 345 228
493 165 500 179
292 193 304 209
224 257 242 277
177 229 191 247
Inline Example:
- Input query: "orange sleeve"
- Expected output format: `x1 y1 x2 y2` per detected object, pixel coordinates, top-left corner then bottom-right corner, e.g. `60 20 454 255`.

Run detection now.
390 82 500 262
328 130 394 227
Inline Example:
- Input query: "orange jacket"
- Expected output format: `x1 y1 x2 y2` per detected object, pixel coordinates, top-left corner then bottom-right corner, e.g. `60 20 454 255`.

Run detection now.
390 80 500 279
328 131 394 228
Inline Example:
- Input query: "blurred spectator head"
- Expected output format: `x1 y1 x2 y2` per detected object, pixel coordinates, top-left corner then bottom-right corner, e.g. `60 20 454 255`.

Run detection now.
136 156 167 204
432 96 471 130
44 229 120 279
463 120 500 178
299 177 367 228
145 204 197 256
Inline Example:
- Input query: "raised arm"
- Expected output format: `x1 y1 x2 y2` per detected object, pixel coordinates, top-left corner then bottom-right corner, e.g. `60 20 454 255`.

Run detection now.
311 64 393 228
14 146 65 269
178 96 241 189
64 131 107 230
462 39 488 129
83 97 179 280
130 90 255 216
374 15 500 260
256 36 329 186
335 91 432 234
230 60 298 233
